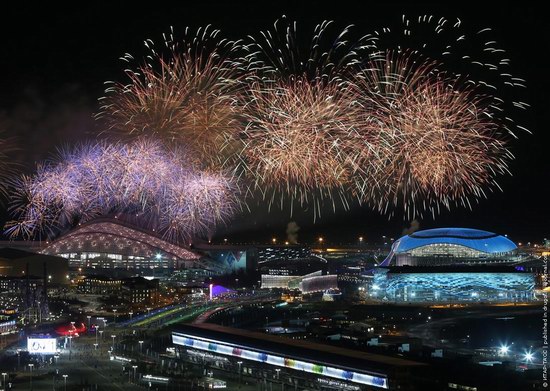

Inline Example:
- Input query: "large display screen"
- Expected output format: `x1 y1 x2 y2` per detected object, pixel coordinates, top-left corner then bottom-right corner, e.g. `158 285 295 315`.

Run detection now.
27 337 57 354
206 250 247 272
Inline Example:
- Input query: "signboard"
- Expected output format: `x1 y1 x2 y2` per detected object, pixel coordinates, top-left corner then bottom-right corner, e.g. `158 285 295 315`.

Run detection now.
27 337 57 354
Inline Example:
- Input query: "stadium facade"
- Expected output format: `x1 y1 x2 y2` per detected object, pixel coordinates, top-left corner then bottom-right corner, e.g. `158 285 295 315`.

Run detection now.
372 228 534 303
172 324 430 390
371 266 535 303
41 220 200 270
383 228 518 267
261 270 338 294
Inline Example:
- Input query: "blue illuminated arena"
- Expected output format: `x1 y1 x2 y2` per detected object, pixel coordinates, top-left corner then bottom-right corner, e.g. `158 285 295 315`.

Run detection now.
372 228 533 303
383 228 518 267
372 266 535 303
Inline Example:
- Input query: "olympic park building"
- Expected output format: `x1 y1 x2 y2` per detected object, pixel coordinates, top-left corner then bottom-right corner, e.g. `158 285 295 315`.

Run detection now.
385 228 519 267
371 228 535 303
171 323 430 390
260 270 339 294
41 220 205 271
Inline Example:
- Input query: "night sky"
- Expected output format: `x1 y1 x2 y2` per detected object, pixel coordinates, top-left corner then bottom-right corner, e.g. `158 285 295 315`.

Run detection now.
1 2 548 245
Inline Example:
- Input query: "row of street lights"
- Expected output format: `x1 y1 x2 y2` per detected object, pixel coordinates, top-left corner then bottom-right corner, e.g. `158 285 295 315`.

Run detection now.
109 334 144 353
223 236 398 245
26 356 68 390
12 314 147 391
110 307 152 324
24 313 149 389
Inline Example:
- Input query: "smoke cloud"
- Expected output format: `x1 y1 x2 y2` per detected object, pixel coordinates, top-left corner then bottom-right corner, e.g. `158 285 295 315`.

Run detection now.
402 219 420 236
286 221 300 244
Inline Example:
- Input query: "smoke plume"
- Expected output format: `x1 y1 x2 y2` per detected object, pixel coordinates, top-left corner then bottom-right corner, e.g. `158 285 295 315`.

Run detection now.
286 221 300 244
402 219 420 235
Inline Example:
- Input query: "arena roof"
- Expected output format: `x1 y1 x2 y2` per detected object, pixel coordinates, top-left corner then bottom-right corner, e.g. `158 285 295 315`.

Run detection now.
41 219 200 260
393 228 517 254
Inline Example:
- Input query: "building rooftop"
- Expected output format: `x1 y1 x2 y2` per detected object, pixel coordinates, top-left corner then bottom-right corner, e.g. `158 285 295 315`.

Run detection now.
173 323 426 375
42 219 200 260
409 228 497 240
393 228 517 254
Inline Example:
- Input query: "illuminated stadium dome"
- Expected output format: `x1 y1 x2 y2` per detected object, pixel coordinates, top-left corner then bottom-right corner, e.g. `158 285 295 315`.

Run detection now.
41 219 200 270
384 228 518 267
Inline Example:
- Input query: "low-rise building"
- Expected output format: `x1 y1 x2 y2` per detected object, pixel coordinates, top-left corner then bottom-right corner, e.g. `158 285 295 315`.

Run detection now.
121 277 159 305
77 276 123 295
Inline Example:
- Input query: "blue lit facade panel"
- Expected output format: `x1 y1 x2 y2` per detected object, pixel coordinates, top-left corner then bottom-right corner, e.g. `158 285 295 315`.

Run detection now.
372 270 535 302
409 228 495 239
394 235 517 254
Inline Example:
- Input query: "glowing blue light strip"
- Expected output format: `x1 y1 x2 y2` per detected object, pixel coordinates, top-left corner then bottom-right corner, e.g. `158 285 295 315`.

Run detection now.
173 333 388 389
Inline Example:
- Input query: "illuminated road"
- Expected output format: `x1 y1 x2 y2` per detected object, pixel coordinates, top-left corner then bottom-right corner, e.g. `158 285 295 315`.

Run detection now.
119 292 277 330
1 293 280 390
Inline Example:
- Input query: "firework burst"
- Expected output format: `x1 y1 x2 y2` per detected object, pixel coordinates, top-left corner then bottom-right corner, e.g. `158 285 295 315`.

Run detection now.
241 78 361 199
93 17 528 221
0 132 17 199
4 139 238 242
244 16 366 82
365 15 530 138
237 18 372 217
98 26 245 168
353 52 513 218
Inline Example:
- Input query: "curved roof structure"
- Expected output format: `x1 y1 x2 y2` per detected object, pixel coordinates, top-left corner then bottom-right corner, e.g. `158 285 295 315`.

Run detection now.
42 219 200 261
393 228 517 254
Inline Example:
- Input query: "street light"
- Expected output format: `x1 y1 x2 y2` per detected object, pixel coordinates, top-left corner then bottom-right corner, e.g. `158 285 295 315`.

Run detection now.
523 350 534 363
111 334 116 351
87 315 91 329
113 309 117 325
139 340 144 353
132 365 138 383
499 344 510 355
1 372 6 389
129 311 133 320
237 361 243 388
28 363 34 390
63 374 68 391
